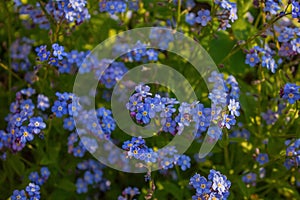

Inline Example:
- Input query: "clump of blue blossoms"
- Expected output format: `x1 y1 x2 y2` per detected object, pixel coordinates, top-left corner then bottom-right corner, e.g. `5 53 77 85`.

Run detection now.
35 44 89 74
75 159 110 194
11 183 40 199
284 139 300 170
118 186 140 200
15 0 90 29
29 167 51 186
2 88 47 153
122 136 191 172
99 0 140 14
126 71 240 141
190 169 231 199
184 0 238 30
10 37 34 71
11 176 47 200
245 45 280 73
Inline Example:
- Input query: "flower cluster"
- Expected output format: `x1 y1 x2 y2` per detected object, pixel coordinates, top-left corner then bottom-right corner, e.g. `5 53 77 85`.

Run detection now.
113 41 159 63
2 88 47 152
208 72 240 131
230 123 250 141
99 0 140 14
18 3 50 29
245 45 281 73
99 61 128 88
126 71 240 139
284 139 300 170
16 0 90 29
75 159 110 194
9 165 49 200
186 9 212 27
263 0 281 15
29 167 51 186
51 92 81 118
190 169 231 199
11 183 41 200
122 136 191 171
10 37 34 71
67 107 116 157
245 4 300 74
280 83 300 104
35 44 89 74
118 186 140 200
185 0 238 30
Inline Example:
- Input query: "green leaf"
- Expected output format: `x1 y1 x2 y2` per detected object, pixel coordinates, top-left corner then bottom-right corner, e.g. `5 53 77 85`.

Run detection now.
55 179 76 192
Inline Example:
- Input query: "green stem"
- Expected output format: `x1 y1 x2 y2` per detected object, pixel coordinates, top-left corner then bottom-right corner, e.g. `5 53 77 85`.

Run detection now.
223 130 231 169
0 63 22 81
176 0 181 30
3 1 13 102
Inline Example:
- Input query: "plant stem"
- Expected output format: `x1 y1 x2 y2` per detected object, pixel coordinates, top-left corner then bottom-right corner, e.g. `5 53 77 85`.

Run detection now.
3 1 13 102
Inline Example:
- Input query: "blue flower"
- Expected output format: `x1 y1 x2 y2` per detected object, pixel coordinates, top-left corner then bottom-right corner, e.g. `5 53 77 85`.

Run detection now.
145 95 162 118
136 104 151 124
29 171 39 183
146 49 158 61
264 0 280 15
278 27 295 43
52 43 67 60
76 178 88 194
37 94 50 111
282 83 300 104
162 117 177 135
35 45 50 61
40 167 50 179
84 170 94 185
190 173 202 188
11 190 27 200
291 38 300 54
195 9 211 26
228 99 240 116
73 145 86 157
207 126 222 139
160 104 176 118
18 126 34 143
63 117 75 131
209 169 231 198
25 182 40 197
185 13 196 25
256 153 269 165
144 148 158 163
126 94 142 112
176 155 191 171
51 100 68 117
20 99 35 112
221 114 236 129
292 1 300 19
13 114 26 127
161 157 174 169
20 88 36 97
93 169 103 183
261 55 278 73
245 52 260 67
196 176 212 195
242 172 257 185
28 116 46 134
